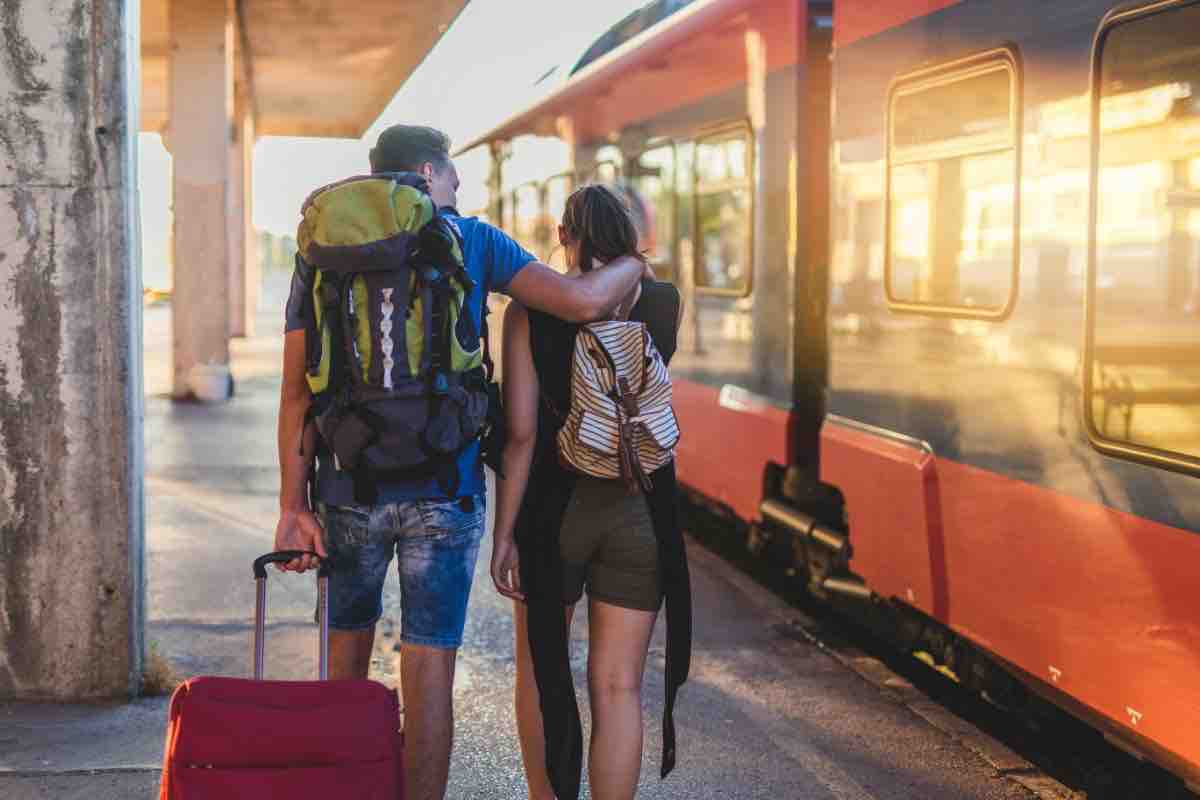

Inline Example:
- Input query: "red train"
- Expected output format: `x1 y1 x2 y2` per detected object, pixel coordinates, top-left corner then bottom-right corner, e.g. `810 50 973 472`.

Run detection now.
459 0 1200 789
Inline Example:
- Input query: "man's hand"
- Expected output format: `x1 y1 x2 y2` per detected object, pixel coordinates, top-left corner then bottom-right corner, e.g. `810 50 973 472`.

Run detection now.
490 533 523 601
273 509 328 573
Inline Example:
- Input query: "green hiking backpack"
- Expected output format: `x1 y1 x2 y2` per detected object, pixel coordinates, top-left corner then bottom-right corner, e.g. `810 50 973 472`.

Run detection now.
296 172 489 501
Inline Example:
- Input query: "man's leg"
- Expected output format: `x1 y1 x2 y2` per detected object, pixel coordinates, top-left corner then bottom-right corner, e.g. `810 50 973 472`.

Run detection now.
321 505 394 680
329 628 375 679
394 494 487 800
400 643 456 800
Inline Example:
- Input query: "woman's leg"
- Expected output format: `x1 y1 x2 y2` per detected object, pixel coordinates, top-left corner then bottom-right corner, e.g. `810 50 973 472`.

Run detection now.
586 598 657 800
514 599 576 800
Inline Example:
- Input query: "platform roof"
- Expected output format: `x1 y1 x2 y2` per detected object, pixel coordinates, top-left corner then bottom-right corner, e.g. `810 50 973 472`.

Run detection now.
141 0 468 138
455 0 791 153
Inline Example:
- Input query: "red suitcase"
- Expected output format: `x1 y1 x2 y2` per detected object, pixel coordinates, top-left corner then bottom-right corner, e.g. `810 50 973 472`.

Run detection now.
159 551 404 799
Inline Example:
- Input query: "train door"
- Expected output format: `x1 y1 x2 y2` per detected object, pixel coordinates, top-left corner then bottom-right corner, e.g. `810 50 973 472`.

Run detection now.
670 1 832 525
792 6 833 487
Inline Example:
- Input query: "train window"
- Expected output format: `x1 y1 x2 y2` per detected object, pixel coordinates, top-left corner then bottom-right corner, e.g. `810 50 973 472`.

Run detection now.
885 48 1021 319
693 124 754 296
675 142 695 285
512 182 543 259
627 144 677 282
1085 0 1200 475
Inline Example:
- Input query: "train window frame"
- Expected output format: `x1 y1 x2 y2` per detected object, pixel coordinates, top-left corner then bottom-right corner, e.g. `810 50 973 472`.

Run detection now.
1083 0 1200 478
510 180 544 256
628 141 679 281
692 120 755 298
883 46 1023 320
542 171 576 269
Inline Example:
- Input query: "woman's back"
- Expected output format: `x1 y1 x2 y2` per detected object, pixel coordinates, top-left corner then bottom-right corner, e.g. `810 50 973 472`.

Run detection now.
531 279 681 615
528 278 680 435
494 182 691 800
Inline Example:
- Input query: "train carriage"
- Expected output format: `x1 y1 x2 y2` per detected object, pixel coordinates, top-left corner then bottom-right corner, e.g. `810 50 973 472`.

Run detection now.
458 0 1200 790
829 0 1200 786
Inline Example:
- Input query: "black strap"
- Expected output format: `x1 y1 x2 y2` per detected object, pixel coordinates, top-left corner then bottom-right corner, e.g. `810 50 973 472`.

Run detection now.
481 302 496 383
436 457 461 498
419 284 435 377
338 274 366 391
351 468 378 506
350 456 460 503
435 287 454 382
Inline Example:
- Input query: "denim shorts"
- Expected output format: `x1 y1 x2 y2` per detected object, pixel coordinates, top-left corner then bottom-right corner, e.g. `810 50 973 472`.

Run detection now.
319 495 486 649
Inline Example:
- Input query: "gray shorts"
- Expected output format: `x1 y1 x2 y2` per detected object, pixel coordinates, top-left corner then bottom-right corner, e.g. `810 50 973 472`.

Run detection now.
560 477 661 612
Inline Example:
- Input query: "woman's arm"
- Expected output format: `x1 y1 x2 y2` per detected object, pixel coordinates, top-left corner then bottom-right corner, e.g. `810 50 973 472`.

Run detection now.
491 301 539 600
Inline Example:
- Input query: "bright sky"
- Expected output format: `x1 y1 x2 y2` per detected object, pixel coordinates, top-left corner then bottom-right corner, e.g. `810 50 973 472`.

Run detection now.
139 0 648 286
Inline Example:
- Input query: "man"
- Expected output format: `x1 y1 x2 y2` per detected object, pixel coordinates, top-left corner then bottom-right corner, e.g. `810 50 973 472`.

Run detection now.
274 124 644 800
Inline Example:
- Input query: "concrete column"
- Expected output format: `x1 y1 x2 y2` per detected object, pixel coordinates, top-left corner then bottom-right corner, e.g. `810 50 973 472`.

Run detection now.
170 0 233 399
0 0 144 699
228 87 257 338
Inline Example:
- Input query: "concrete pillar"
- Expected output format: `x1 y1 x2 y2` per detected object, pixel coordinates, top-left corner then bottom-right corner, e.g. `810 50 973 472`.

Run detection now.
0 0 144 699
170 0 233 399
228 87 257 338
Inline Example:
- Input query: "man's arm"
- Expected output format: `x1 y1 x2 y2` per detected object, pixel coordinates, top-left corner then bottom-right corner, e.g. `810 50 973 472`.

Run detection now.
505 256 644 322
275 329 326 572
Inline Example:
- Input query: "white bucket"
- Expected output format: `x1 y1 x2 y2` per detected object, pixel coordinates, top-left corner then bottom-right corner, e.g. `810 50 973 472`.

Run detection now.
187 363 233 402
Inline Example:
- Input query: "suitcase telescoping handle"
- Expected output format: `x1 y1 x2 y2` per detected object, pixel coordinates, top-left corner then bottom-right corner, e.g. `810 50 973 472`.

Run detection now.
251 551 331 681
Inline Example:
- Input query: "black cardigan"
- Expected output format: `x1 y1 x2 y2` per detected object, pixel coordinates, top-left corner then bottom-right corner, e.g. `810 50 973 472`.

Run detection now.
514 279 692 800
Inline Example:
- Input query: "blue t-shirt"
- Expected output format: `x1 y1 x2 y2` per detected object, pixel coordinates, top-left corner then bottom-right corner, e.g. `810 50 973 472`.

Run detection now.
284 212 535 506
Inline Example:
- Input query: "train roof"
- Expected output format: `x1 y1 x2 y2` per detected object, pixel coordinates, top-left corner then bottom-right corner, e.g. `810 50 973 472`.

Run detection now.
455 0 781 154
568 0 699 77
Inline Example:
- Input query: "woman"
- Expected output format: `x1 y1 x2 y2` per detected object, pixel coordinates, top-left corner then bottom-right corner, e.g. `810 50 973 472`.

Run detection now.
490 184 692 800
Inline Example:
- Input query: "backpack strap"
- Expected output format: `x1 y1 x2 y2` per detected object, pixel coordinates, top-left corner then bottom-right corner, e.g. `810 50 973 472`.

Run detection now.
611 280 643 322
614 375 653 493
352 468 379 506
419 282 436 377
478 302 508 477
430 282 453 382
338 276 365 391
480 302 495 383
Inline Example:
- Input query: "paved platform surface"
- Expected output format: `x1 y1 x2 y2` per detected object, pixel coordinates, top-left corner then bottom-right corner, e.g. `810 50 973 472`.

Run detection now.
0 276 1039 799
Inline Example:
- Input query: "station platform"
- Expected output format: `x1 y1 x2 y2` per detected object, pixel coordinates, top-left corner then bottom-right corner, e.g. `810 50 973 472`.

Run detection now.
0 275 1059 799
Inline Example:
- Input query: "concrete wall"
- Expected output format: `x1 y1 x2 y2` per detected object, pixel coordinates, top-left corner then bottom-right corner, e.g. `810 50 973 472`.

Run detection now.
0 0 144 699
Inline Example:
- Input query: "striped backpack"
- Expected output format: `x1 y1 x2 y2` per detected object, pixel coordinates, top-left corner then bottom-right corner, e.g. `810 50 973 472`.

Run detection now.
557 317 681 491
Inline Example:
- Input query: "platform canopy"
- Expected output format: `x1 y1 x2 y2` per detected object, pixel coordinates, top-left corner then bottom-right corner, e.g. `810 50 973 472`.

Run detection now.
141 0 469 138
456 0 799 152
